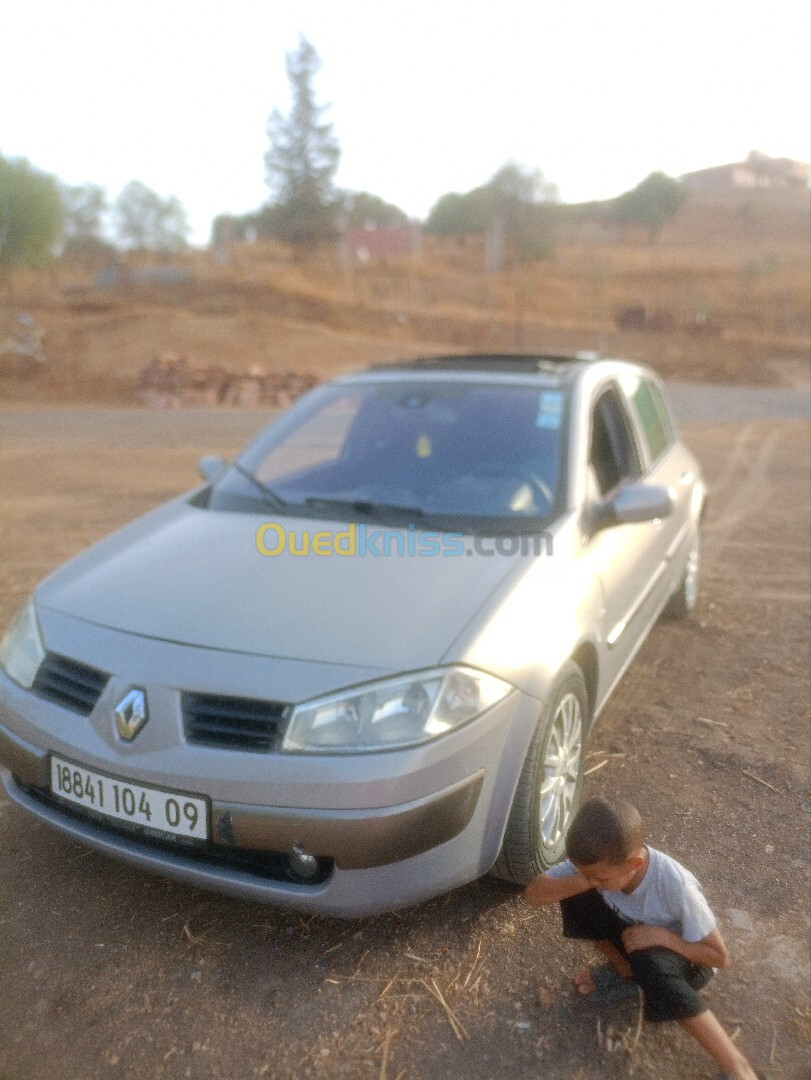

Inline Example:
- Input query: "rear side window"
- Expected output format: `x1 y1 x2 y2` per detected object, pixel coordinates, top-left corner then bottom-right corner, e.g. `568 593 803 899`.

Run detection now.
630 379 674 462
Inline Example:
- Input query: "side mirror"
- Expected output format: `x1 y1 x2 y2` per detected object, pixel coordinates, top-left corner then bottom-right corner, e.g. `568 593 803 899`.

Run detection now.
590 483 675 533
198 455 226 483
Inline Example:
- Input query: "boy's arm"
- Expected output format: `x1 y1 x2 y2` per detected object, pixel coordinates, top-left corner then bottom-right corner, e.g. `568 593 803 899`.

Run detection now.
621 924 729 969
523 869 592 907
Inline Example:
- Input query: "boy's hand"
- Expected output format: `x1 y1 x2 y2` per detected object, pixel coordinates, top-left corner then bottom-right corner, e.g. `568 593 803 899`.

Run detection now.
621 925 675 952
621 924 729 969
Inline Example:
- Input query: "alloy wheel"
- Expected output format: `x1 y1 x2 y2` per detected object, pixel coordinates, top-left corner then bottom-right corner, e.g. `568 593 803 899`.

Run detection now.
538 691 583 850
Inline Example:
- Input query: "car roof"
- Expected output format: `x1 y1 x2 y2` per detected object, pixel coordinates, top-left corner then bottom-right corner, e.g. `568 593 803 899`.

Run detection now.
337 353 647 393
369 353 590 375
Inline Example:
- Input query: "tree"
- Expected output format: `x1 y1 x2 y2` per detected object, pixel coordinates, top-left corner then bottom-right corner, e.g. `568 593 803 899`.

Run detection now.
60 182 113 262
112 181 190 253
425 189 491 235
488 162 558 207
62 183 107 239
425 162 558 264
340 191 408 229
0 154 63 274
612 172 686 243
264 36 341 250
486 163 558 262
211 212 256 249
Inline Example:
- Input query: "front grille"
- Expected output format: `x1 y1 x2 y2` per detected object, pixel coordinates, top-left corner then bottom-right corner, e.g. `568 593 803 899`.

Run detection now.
182 692 287 752
31 653 109 716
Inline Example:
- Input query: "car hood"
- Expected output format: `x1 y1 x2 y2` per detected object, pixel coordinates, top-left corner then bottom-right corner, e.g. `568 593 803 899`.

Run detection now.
37 500 529 672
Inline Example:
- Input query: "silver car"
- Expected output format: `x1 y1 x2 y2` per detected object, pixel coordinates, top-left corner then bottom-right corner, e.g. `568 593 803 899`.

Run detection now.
0 354 704 916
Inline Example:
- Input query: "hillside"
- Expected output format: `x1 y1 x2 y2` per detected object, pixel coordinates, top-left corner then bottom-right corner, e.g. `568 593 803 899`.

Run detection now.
1 186 808 404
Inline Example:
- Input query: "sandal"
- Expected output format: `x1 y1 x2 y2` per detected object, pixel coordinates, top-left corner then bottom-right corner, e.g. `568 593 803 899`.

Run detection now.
578 964 639 1004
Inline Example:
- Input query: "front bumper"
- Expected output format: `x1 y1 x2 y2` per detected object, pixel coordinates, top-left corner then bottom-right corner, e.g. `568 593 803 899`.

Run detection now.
0 723 483 869
0 668 540 916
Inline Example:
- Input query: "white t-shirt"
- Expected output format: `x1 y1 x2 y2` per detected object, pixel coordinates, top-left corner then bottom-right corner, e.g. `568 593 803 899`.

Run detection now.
548 846 716 943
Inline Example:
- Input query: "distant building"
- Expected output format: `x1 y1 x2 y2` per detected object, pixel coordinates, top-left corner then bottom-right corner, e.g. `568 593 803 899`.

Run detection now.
342 224 421 264
682 151 811 191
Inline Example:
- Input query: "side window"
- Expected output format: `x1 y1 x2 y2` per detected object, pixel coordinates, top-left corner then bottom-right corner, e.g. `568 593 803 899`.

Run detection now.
630 378 674 463
589 388 642 497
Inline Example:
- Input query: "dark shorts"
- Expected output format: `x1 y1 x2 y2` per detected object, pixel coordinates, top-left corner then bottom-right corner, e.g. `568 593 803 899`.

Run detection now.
560 888 713 1023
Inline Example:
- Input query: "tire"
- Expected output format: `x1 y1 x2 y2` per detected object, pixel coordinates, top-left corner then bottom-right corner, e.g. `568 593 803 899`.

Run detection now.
492 661 589 884
665 525 701 618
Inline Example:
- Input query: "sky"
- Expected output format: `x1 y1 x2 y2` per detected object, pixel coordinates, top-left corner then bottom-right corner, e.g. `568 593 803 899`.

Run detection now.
2 0 809 246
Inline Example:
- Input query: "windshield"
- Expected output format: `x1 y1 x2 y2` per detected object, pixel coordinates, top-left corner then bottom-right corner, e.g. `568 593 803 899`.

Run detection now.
208 379 568 528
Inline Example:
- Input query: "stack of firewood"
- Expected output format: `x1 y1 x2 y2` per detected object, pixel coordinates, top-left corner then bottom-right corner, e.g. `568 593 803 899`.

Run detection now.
138 353 319 408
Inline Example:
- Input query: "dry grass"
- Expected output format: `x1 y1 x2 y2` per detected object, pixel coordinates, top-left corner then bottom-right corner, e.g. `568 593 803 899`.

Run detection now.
1 187 808 404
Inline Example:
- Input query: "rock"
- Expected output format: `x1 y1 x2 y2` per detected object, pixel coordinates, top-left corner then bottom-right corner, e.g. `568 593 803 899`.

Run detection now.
727 908 755 933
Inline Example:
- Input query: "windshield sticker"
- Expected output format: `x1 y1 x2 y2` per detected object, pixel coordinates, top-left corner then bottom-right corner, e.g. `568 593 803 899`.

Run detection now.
536 391 564 429
416 434 432 458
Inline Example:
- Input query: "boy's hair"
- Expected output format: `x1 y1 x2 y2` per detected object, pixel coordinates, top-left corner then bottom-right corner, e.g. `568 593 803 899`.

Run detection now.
565 796 644 866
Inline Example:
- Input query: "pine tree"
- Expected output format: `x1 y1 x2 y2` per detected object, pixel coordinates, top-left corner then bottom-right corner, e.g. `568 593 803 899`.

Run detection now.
264 37 341 250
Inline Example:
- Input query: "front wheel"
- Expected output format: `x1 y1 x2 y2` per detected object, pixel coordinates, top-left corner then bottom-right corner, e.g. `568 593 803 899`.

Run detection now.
492 661 589 884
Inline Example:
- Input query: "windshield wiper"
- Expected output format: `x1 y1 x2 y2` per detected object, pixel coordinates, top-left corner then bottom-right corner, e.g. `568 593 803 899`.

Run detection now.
229 462 291 511
304 497 425 519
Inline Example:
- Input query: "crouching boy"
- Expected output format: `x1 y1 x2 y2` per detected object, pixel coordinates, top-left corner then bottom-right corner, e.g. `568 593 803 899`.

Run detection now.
524 796 758 1080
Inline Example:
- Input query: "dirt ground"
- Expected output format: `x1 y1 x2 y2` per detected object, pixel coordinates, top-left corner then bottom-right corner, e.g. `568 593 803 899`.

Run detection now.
0 404 809 1080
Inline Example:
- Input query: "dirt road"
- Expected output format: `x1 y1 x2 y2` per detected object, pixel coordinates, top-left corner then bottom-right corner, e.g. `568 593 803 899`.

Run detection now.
0 399 809 1079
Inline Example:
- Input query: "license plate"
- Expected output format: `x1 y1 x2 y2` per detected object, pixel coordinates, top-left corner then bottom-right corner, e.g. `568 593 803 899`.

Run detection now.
50 755 209 841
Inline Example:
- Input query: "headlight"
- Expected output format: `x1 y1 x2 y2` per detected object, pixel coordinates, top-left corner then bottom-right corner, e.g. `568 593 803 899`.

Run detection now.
282 667 512 753
0 597 46 689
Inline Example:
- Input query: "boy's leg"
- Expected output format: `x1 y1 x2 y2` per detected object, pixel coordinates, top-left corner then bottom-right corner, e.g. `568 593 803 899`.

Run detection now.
560 889 630 946
559 891 634 992
571 933 758 1077
627 945 711 1022
680 1011 758 1080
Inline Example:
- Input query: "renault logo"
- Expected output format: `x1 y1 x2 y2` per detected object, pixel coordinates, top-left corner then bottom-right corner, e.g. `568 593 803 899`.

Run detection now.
113 688 148 741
